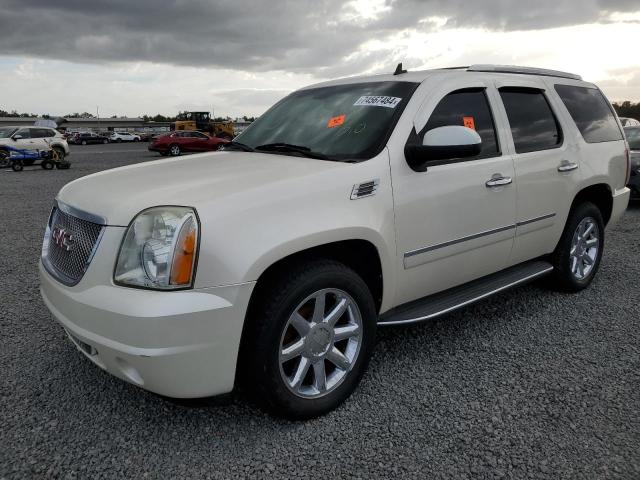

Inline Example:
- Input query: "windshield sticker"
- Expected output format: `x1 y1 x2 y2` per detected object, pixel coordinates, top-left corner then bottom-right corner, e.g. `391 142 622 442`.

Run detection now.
463 116 476 130
327 114 346 128
354 96 402 108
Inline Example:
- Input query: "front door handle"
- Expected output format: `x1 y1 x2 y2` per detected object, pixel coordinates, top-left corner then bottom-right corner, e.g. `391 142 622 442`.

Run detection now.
486 175 512 188
558 161 578 172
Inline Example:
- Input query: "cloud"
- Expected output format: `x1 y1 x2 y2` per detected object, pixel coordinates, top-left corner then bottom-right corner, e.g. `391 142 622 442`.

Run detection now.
0 0 638 74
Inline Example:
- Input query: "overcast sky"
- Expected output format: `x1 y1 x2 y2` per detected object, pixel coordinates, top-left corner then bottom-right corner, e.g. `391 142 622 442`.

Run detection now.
0 0 639 118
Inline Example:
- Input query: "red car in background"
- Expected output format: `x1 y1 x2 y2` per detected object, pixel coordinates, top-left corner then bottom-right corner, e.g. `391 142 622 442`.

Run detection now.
148 131 229 156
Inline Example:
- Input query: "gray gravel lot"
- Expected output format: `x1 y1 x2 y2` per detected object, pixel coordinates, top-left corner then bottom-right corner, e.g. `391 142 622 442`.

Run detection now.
1 142 639 479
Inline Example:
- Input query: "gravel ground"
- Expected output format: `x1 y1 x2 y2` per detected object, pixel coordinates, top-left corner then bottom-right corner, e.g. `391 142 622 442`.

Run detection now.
1 143 639 479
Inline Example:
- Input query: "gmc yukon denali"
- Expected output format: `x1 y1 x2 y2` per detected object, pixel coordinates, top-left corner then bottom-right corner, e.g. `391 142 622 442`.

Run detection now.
40 65 631 419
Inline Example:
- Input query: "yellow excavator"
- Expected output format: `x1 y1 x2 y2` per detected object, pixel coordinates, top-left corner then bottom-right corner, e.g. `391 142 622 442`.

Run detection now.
170 112 235 139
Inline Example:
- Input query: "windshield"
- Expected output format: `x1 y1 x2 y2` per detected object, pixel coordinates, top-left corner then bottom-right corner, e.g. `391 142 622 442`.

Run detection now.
234 81 418 161
626 127 640 150
0 127 17 138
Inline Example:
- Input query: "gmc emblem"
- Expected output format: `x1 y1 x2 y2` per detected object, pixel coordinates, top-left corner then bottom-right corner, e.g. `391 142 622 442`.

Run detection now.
52 226 74 251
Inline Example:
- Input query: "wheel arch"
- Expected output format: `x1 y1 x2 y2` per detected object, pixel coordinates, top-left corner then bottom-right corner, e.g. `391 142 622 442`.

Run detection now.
246 238 385 316
570 183 613 225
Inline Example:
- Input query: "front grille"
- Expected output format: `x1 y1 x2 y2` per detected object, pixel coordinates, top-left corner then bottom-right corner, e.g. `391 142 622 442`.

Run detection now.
43 206 104 286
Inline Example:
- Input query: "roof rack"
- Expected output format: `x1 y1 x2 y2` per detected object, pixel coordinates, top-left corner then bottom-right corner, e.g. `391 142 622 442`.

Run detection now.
467 64 582 81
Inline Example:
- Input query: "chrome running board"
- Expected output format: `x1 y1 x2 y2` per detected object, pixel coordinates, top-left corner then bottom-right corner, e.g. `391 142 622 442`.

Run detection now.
378 260 553 326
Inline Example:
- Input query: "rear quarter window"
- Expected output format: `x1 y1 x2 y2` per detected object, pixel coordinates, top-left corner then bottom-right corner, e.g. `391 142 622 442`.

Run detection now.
554 85 623 143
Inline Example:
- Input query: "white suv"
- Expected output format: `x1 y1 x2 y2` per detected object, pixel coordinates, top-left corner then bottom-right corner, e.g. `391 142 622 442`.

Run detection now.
0 126 70 164
40 65 630 419
110 131 141 142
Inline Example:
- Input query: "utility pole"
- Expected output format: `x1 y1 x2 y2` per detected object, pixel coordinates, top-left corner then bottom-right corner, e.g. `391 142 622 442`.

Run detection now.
97 106 100 133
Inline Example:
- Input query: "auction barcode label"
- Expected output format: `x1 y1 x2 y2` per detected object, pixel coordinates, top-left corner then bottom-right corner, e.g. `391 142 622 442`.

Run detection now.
353 96 402 108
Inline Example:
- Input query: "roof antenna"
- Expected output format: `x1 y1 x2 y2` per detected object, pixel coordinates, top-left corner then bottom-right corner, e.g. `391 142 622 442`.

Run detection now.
393 62 407 75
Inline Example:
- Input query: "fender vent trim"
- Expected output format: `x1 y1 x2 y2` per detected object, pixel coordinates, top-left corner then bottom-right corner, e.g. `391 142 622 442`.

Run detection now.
350 179 379 200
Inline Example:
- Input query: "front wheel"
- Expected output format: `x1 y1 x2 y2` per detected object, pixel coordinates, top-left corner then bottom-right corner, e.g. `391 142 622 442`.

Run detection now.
549 202 604 292
241 260 377 419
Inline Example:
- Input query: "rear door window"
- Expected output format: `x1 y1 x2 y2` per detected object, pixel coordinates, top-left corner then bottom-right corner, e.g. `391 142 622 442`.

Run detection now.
499 88 562 154
418 88 500 159
554 85 623 143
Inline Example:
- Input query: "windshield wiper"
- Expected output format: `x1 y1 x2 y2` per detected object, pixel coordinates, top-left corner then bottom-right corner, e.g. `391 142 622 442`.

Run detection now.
222 141 255 152
255 143 329 160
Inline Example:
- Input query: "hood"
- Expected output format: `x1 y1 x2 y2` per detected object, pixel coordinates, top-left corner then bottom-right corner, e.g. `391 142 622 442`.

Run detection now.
57 151 344 225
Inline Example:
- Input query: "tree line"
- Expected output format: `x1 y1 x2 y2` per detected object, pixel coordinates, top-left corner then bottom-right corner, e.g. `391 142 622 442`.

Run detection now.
1 109 257 122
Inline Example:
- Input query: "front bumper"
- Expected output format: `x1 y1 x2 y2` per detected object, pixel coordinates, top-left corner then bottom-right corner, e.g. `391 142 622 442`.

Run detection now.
40 261 255 398
147 144 165 153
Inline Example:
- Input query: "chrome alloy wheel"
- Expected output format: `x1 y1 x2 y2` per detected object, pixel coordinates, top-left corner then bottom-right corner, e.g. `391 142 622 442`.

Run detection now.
278 288 363 399
570 217 600 280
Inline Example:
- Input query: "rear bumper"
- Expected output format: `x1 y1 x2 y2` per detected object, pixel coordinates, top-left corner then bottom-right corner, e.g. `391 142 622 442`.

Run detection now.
610 187 631 226
40 261 255 398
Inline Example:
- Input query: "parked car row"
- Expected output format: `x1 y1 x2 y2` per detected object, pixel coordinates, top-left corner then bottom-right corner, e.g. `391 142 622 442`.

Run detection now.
65 131 154 144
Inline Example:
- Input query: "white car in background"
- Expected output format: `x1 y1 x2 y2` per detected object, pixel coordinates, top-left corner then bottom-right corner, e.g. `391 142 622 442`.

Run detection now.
109 131 141 143
0 126 70 165
619 117 640 127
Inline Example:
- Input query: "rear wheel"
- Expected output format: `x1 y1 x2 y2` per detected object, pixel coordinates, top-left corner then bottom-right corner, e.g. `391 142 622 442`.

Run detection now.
11 160 23 172
241 260 377 419
41 160 55 170
169 144 181 156
116 138 122 143
549 202 604 292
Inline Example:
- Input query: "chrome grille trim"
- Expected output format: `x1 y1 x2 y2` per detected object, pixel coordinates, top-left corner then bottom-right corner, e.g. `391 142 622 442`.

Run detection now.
42 202 105 286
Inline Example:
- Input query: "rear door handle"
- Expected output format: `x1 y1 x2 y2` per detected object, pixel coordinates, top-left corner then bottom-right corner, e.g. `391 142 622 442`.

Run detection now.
558 161 578 172
486 175 512 187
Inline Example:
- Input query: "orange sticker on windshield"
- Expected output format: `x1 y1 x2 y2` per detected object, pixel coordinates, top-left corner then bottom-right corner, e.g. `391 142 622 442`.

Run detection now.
463 116 476 130
327 114 346 128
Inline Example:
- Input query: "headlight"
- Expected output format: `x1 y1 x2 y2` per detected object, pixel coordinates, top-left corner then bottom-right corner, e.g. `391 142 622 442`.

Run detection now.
114 207 199 290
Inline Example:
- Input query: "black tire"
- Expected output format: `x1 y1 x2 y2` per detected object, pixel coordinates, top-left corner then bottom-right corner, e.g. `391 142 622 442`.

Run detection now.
116 138 122 143
52 147 65 162
0 151 9 168
11 161 23 172
134 137 140 142
169 144 181 156
240 260 377 420
549 202 604 292
41 160 55 170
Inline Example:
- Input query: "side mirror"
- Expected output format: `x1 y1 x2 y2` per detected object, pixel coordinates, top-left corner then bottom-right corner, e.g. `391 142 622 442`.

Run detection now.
405 126 481 172
12 134 22 140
